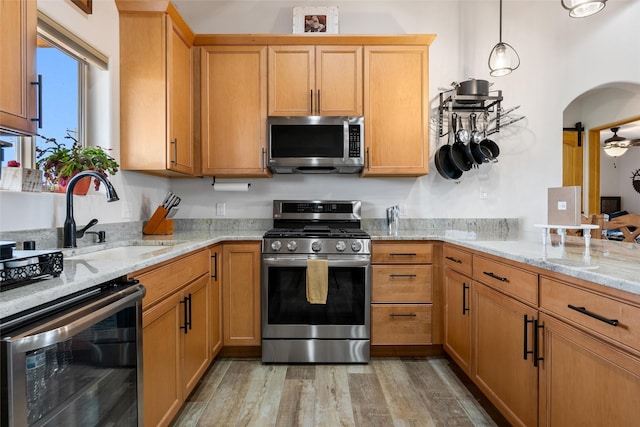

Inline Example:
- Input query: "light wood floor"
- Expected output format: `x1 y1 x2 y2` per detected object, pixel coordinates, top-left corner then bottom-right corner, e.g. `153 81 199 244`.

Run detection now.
171 357 500 427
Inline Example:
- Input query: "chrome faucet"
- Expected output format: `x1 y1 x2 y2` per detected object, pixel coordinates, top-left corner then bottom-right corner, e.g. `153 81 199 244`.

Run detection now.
64 171 119 248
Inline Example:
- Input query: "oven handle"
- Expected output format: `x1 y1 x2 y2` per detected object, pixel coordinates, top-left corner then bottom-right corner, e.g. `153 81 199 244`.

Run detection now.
262 256 370 268
7 284 145 353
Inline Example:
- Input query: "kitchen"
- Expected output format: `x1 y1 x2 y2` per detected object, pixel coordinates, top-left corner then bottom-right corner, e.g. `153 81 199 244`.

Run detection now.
1 0 640 426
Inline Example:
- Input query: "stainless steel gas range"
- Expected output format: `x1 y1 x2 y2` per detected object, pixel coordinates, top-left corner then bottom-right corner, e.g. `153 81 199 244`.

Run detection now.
261 200 371 363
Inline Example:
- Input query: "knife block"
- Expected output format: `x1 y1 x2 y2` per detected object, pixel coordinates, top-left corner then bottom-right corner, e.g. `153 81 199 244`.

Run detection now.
143 206 175 235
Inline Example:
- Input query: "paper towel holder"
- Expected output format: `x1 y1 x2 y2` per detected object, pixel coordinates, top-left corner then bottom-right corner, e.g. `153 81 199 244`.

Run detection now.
211 177 251 191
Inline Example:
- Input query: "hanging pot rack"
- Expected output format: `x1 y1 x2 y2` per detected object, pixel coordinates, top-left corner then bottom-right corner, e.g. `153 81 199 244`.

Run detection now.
437 88 504 138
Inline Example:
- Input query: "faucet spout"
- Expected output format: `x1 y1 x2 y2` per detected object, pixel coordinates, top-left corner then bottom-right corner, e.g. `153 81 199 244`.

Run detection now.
64 171 120 248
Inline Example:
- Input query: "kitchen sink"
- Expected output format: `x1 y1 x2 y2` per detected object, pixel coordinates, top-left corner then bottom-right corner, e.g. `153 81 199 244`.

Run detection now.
64 240 188 262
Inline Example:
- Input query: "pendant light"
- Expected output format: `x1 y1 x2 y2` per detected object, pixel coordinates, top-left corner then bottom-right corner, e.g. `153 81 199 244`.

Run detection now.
561 0 607 18
488 0 520 77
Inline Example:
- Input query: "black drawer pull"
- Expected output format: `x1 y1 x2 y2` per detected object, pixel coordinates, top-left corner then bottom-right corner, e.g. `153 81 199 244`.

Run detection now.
568 304 619 326
389 253 417 257
462 283 469 315
446 256 462 264
483 271 509 282
389 313 417 318
389 274 417 278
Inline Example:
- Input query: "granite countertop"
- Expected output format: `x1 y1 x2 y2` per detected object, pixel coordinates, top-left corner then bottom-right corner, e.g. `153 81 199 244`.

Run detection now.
2 228 639 320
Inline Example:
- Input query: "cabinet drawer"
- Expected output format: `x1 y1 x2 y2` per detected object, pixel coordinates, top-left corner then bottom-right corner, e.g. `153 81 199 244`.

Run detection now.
138 250 210 309
540 277 640 352
443 245 472 276
372 242 432 264
372 265 432 303
371 304 431 345
472 255 538 305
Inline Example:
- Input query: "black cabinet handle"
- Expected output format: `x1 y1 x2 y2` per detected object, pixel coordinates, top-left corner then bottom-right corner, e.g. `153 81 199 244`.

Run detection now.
483 271 509 282
310 89 313 114
390 253 417 257
524 314 534 361
261 147 266 171
187 293 192 330
568 304 619 326
317 89 321 113
211 253 218 280
389 313 417 318
462 283 469 315
180 296 188 334
389 274 417 278
523 315 544 366
446 256 462 264
30 74 43 128
170 139 177 165
366 147 370 170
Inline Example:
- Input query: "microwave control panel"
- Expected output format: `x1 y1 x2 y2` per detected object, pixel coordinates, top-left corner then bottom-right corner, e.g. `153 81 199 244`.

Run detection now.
348 125 361 158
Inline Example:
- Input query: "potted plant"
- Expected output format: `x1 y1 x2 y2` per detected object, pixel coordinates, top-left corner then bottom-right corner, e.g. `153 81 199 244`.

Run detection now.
36 131 119 194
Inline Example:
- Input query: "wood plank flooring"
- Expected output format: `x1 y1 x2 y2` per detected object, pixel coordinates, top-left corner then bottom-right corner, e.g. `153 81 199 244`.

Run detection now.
171 357 500 427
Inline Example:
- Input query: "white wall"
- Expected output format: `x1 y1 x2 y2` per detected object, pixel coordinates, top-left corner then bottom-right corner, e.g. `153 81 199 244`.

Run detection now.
1 0 639 233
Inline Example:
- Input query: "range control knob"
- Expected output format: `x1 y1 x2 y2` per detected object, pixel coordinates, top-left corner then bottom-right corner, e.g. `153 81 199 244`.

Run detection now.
311 241 323 252
270 241 282 252
351 240 363 252
335 240 347 252
287 241 298 252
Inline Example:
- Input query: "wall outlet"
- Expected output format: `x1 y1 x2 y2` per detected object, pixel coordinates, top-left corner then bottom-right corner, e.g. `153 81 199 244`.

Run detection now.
122 201 132 218
480 192 488 200
216 203 225 216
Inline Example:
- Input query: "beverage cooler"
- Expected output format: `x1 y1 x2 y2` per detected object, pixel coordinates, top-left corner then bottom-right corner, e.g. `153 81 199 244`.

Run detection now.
1 278 145 426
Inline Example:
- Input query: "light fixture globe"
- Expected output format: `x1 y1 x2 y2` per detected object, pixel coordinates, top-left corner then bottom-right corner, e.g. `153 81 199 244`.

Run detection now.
488 0 520 77
561 0 606 18
604 145 628 157
603 127 630 157
488 42 520 77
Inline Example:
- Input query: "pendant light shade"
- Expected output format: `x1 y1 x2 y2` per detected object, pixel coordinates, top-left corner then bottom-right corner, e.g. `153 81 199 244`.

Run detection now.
603 127 630 157
561 0 607 18
488 0 520 77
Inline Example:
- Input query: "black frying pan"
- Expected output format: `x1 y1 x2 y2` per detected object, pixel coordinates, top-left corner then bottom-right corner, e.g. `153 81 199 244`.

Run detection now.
435 113 463 180
449 115 473 172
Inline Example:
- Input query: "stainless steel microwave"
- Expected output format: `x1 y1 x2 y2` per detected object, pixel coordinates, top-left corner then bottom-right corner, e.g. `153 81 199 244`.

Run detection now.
267 116 364 174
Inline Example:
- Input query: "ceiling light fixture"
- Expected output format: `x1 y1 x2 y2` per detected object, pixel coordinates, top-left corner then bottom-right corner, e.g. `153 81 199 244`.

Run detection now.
488 0 520 77
603 127 630 157
561 0 607 18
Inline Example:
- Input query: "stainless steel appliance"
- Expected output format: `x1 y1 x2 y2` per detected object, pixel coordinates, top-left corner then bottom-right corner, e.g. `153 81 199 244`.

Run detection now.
267 116 364 174
1 278 145 426
262 200 371 363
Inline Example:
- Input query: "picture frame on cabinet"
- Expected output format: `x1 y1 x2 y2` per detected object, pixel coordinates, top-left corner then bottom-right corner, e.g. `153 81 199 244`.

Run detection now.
71 0 92 14
293 6 339 34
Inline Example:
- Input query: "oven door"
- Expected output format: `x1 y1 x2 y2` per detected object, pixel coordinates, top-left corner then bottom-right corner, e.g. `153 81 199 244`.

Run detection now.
261 255 370 339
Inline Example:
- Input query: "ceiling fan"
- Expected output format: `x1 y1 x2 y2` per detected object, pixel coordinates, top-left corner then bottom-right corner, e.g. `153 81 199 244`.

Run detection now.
602 127 640 157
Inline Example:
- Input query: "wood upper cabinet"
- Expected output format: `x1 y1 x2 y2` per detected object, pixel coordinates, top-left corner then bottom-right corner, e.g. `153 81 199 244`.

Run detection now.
268 45 363 116
199 46 270 177
362 45 429 176
222 242 262 346
0 0 37 136
118 3 196 176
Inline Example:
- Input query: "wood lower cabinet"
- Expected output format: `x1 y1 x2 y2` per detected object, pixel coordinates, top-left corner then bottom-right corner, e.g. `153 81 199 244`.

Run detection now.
199 45 270 177
209 244 223 358
268 45 362 116
222 242 261 346
117 2 196 176
0 0 37 135
538 313 640 427
473 282 539 427
362 45 430 176
371 241 433 346
444 267 472 375
134 249 210 427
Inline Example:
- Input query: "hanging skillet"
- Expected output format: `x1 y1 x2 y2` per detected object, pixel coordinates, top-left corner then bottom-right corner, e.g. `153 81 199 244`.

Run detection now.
435 113 463 180
449 114 473 172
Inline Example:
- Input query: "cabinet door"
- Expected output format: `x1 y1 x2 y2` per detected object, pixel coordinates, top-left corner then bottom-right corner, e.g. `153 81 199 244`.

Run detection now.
0 0 37 135
472 282 538 427
268 46 315 115
539 313 640 427
222 242 261 346
316 46 362 116
200 46 270 177
167 17 195 174
444 268 472 375
142 293 183 427
182 275 210 396
363 45 429 176
209 245 223 358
